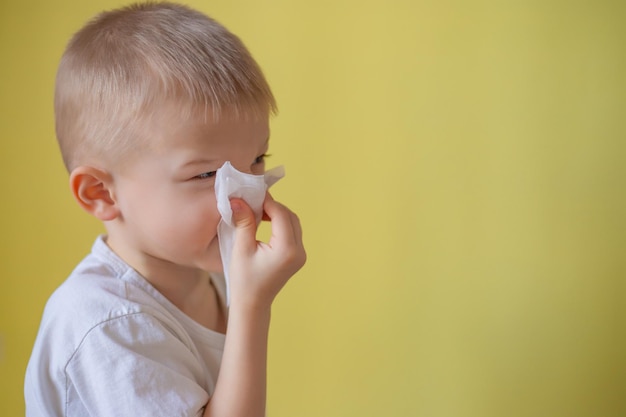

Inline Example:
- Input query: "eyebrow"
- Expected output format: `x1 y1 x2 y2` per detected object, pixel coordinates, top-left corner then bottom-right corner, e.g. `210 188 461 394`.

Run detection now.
180 160 217 170
180 137 270 169
256 136 271 152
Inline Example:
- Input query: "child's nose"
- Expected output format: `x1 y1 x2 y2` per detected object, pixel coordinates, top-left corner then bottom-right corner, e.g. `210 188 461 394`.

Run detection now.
229 162 254 175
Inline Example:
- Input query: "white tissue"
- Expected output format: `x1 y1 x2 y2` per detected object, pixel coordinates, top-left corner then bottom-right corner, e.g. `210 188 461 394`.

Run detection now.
215 161 285 305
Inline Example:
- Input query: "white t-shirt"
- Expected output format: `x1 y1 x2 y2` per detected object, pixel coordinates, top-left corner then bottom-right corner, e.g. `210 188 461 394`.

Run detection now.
25 236 227 417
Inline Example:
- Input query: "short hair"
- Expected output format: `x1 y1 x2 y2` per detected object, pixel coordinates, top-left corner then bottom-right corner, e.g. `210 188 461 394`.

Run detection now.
55 1 277 171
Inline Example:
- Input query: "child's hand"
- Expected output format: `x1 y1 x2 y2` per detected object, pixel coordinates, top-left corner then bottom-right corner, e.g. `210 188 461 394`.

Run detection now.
227 193 306 310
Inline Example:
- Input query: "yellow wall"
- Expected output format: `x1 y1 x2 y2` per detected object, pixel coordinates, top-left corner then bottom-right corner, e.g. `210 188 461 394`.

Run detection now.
1 1 624 416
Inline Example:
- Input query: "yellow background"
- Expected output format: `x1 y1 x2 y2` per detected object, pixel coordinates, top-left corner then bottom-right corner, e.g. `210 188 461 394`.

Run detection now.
1 1 624 416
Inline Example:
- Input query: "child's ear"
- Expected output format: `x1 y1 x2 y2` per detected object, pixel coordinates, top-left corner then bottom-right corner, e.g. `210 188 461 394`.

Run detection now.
69 166 120 221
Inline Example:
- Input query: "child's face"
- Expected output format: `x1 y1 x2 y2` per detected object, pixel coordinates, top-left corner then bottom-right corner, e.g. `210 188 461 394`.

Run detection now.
107 108 270 275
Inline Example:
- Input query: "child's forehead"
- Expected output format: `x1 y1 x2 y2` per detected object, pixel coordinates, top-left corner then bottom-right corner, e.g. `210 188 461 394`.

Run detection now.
142 104 270 147
145 98 270 126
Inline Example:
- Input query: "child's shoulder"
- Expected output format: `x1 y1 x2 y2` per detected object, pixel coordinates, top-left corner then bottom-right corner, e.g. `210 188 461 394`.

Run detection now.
41 238 171 341
36 251 189 369
42 257 149 337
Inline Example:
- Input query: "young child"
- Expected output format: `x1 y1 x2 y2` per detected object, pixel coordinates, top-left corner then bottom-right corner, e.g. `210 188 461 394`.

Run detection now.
24 2 306 416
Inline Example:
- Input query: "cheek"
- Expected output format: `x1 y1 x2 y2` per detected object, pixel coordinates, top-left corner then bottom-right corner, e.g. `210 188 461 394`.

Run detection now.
176 194 221 236
119 180 221 243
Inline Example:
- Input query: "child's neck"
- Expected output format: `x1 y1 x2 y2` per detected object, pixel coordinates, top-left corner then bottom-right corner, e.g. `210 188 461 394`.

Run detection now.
104 236 227 333
146 268 227 333
157 274 227 333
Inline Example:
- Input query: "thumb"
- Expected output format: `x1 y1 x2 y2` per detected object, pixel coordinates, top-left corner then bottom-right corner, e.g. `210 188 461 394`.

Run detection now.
230 198 257 250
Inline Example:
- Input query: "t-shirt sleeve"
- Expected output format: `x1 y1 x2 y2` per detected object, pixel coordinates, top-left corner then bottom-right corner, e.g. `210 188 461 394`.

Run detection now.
66 312 209 417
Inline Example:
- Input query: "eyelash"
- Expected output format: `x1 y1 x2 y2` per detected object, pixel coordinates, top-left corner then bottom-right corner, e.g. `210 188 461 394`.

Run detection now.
193 154 270 180
255 153 271 164
195 171 216 180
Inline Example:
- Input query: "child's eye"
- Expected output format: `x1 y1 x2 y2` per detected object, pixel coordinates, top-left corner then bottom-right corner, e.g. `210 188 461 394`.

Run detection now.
254 153 271 165
194 171 216 180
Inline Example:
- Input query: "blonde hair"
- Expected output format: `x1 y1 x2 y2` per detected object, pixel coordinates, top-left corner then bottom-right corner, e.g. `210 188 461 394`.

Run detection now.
55 1 277 171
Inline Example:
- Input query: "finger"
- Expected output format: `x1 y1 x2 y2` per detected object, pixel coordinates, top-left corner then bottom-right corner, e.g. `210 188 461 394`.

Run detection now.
286 210 307 268
263 197 298 247
230 198 257 253
264 194 303 245
289 211 304 248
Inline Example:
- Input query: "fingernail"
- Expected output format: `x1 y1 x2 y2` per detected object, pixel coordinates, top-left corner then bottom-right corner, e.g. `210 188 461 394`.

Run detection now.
230 200 243 212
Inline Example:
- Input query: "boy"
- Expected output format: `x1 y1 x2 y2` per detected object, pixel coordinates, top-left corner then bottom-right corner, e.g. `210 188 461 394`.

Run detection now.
24 2 306 416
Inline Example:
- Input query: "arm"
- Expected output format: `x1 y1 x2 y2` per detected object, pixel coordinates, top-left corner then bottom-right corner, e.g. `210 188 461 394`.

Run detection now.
203 194 306 417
